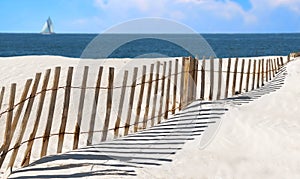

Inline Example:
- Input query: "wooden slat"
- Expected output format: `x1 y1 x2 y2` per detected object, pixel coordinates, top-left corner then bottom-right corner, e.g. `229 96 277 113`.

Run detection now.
134 66 146 132
280 57 284 66
225 58 231 98
182 58 189 106
11 79 32 131
151 62 160 126
87 66 103 146
193 57 198 99
209 57 214 100
41 67 61 157
269 59 272 80
216 58 222 100
7 80 33 153
73 66 89 150
239 59 245 94
22 69 51 167
257 60 261 88
8 73 41 169
188 57 195 102
0 87 5 111
261 59 264 86
273 58 277 73
124 67 138 136
232 57 239 96
158 62 167 124
0 83 16 168
276 58 280 69
143 65 154 129
164 61 172 119
57 67 73 153
179 58 185 109
200 57 206 100
270 58 275 77
252 60 256 90
101 67 115 141
268 59 272 80
172 59 178 114
245 59 251 92
114 70 128 138
266 59 269 82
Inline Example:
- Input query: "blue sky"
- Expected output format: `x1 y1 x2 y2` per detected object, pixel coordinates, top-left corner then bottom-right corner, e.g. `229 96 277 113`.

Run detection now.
0 0 299 33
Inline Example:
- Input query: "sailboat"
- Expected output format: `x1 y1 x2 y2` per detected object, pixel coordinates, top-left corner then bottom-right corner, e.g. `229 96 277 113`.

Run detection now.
41 17 54 34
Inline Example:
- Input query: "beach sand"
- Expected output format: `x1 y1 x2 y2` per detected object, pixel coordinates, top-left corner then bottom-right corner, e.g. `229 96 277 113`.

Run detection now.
1 55 299 178
135 58 300 178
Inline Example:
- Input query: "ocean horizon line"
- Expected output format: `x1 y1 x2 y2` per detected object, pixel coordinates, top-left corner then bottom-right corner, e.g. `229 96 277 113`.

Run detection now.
0 32 300 35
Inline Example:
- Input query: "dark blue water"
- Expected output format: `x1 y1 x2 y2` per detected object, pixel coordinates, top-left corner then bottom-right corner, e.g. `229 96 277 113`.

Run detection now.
0 33 299 58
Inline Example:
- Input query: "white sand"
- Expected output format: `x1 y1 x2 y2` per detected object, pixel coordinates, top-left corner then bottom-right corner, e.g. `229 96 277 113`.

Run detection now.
1 55 298 178
135 58 300 178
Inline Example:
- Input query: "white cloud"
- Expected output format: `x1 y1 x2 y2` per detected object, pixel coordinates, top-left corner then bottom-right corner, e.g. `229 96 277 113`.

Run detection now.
91 0 299 33
250 0 300 12
93 0 255 23
274 0 300 12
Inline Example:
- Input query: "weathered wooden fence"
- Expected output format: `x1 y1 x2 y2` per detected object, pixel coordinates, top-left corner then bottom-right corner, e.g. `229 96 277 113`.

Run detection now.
0 55 293 173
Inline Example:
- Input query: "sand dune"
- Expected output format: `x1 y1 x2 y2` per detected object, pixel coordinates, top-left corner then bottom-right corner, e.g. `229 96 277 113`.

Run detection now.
1 56 299 178
135 59 300 178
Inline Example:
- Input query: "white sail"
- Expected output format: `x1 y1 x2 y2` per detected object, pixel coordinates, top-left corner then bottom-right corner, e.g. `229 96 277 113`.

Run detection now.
41 17 54 34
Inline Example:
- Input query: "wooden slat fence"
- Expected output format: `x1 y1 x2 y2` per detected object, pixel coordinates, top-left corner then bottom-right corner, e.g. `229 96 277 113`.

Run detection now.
0 55 293 174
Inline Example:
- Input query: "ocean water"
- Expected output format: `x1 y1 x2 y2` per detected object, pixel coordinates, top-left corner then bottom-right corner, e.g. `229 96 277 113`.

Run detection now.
0 33 299 58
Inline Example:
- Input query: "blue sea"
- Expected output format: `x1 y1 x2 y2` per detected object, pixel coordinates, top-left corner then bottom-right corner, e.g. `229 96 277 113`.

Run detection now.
0 33 299 58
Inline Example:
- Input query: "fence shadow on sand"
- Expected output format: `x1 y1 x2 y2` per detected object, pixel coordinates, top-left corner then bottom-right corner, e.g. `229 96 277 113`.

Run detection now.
9 66 288 178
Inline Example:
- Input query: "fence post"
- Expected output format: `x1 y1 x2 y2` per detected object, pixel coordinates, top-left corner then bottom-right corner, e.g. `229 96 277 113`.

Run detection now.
143 65 154 129
245 59 251 92
22 70 51 167
87 66 103 146
114 70 128 138
217 58 222 100
172 59 179 114
124 67 138 136
134 66 146 132
200 57 206 100
158 62 167 124
164 61 172 119
209 57 214 100
0 83 16 168
252 60 256 90
73 66 89 150
101 67 114 141
232 57 239 95
287 54 290 63
225 58 231 98
151 62 160 126
239 59 245 94
8 73 41 169
57 67 73 153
